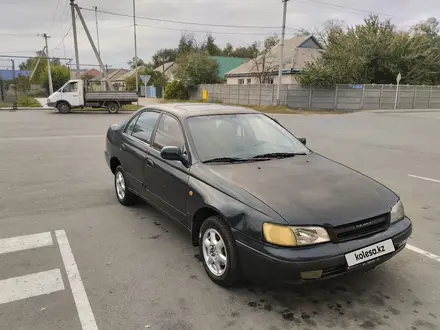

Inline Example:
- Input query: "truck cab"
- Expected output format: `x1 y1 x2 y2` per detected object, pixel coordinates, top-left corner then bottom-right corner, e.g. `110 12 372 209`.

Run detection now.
47 80 85 113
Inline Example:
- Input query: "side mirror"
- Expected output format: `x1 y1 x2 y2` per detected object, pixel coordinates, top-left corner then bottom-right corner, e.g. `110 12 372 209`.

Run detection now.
298 137 306 146
160 146 189 166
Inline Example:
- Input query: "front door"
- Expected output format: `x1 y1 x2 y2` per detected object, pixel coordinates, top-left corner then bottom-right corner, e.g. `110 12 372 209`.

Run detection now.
120 110 161 198
61 81 81 107
146 113 189 223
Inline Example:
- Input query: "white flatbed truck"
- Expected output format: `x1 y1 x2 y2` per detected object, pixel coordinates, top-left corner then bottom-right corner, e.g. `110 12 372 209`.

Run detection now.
46 79 138 114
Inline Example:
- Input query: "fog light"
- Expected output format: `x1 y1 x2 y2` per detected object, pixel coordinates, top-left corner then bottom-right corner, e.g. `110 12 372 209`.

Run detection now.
300 270 323 280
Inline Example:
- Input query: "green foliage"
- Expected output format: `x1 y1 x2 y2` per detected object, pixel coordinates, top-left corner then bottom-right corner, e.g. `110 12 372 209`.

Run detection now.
17 96 41 107
298 15 440 87
152 48 177 68
127 57 146 69
175 52 220 89
15 75 31 93
19 51 62 84
164 80 187 100
41 65 70 93
140 68 167 86
124 76 138 91
201 34 222 56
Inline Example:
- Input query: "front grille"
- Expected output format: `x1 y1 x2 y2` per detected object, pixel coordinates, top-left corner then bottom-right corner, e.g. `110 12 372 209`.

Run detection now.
328 213 390 243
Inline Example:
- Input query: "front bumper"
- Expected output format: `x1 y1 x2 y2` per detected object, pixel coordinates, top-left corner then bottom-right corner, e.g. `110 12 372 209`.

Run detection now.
234 217 412 284
47 101 57 108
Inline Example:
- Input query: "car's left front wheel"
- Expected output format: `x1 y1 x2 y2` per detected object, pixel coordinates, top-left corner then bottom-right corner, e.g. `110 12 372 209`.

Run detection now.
114 166 137 206
199 216 241 287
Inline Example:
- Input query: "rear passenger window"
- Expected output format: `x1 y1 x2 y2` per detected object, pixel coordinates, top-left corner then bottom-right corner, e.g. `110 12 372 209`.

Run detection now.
131 111 160 143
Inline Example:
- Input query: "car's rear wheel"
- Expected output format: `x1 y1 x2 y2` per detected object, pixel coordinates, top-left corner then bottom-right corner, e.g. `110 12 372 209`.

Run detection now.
199 216 241 287
114 166 137 206
57 102 71 114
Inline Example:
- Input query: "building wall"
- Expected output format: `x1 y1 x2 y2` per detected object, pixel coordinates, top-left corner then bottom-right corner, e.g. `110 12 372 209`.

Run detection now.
227 74 297 85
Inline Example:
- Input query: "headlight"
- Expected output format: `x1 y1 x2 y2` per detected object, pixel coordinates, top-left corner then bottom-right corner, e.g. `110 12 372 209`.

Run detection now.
263 223 330 247
391 200 404 223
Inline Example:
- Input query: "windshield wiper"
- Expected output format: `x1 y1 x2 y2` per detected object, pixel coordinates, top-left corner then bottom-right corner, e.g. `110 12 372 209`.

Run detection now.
252 152 306 159
203 157 249 164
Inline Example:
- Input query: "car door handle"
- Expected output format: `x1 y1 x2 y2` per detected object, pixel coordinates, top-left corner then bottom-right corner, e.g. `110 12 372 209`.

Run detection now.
146 158 154 167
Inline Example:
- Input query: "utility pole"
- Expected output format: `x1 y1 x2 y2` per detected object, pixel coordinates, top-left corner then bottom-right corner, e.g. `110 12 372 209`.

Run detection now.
74 3 114 90
11 59 18 110
93 6 101 55
71 0 80 73
40 33 53 95
276 0 289 105
133 0 139 98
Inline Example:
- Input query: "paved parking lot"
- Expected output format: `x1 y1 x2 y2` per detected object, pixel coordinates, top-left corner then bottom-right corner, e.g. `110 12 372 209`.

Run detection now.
0 109 439 330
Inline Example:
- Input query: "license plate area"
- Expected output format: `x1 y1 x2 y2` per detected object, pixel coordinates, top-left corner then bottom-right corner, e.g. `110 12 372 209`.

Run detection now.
345 239 395 267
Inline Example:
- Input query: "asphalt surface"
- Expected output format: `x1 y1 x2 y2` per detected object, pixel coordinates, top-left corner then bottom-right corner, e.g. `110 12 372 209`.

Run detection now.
0 109 439 330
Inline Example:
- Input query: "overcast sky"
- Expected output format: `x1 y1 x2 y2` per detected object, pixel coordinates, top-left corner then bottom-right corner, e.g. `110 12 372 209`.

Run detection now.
1 0 439 69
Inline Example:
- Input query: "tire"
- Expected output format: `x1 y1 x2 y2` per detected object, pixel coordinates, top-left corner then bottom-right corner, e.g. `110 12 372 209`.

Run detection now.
57 102 71 114
107 102 119 114
199 216 241 287
114 166 137 206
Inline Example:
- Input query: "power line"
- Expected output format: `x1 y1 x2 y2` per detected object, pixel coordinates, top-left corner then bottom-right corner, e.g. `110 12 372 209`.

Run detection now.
298 0 395 17
0 32 37 37
49 0 62 31
79 6 285 29
137 24 298 36
52 24 72 51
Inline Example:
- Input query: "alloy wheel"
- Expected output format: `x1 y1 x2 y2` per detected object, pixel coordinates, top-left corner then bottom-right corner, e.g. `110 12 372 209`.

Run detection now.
202 228 228 276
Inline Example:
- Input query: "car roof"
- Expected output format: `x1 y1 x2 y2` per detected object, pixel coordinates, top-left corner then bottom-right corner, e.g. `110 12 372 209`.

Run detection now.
144 103 260 119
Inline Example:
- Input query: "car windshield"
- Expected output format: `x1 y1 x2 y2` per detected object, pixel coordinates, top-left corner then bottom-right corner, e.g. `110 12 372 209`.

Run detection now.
187 114 310 162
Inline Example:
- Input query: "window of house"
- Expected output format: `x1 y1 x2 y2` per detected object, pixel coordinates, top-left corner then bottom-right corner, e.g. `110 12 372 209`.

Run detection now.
246 79 252 84
238 79 245 84
131 111 161 144
152 114 185 151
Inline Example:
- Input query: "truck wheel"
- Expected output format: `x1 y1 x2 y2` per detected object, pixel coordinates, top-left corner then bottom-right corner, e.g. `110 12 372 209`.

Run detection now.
107 102 119 114
57 102 71 114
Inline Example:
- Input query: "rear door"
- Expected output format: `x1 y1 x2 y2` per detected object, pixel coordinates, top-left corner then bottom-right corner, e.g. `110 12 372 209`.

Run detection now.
120 110 161 197
146 113 189 224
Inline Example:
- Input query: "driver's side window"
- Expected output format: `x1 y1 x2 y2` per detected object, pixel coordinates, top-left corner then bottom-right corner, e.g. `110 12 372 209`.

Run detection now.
63 82 78 93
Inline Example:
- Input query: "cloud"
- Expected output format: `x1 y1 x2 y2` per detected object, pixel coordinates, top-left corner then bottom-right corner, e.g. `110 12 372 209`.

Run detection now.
1 0 438 68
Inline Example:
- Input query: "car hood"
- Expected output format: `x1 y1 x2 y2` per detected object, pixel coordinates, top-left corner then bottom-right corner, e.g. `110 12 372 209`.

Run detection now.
201 153 398 227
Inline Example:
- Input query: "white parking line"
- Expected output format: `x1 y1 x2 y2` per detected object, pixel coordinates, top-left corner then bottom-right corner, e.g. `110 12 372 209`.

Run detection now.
55 230 98 330
408 174 440 183
406 244 440 263
0 232 53 255
0 269 64 305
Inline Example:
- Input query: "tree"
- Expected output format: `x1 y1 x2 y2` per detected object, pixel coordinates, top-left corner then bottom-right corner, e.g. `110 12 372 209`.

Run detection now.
152 48 177 69
41 65 70 94
127 57 146 69
248 36 280 84
175 51 220 89
295 20 345 48
124 75 138 91
298 15 440 86
411 17 440 38
177 32 198 55
222 43 234 57
201 33 222 56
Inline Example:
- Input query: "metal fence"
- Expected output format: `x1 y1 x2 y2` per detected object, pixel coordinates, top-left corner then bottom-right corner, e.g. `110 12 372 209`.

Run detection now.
190 84 440 110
